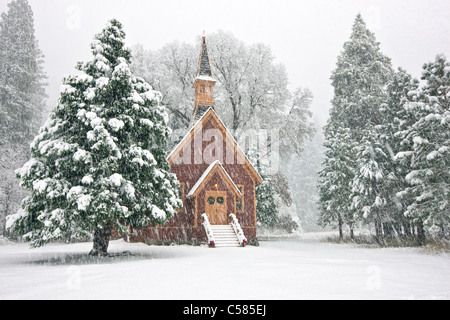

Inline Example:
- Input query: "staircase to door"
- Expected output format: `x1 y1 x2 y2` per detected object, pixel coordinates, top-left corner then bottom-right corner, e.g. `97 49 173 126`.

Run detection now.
201 213 247 248
210 224 241 247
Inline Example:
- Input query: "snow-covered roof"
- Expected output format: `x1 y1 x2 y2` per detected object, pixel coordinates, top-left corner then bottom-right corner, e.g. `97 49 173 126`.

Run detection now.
207 109 264 184
167 107 263 186
166 107 213 161
195 75 216 82
186 160 242 198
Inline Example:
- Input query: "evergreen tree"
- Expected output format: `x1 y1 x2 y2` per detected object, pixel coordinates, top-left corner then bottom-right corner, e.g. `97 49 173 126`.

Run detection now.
0 0 47 146
397 54 450 242
380 68 421 238
330 14 393 131
351 126 391 244
248 148 278 230
318 125 356 240
319 14 394 241
0 0 47 237
256 176 279 230
7 20 182 255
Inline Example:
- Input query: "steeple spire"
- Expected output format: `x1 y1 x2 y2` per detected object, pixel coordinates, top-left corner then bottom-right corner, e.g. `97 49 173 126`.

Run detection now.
192 34 216 125
198 34 213 77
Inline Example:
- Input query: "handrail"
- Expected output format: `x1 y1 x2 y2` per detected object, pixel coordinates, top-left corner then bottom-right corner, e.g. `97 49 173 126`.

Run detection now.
229 214 247 246
201 213 215 247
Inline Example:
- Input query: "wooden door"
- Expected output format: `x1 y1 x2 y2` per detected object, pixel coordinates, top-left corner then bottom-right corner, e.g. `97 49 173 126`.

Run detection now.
205 190 228 225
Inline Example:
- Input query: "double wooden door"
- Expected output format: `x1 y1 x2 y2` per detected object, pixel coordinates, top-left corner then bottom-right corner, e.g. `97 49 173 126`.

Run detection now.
205 190 228 225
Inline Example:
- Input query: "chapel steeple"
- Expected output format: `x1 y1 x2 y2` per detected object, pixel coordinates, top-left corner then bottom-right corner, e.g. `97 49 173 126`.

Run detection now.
192 34 216 125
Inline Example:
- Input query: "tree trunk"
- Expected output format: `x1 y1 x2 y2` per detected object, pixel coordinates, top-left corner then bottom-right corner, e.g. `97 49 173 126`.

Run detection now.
90 224 112 256
383 222 392 238
374 214 385 247
338 214 343 241
417 220 426 246
402 220 411 237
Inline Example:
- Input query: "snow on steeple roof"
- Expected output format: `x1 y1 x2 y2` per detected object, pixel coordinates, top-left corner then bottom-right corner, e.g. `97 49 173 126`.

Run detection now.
197 35 213 78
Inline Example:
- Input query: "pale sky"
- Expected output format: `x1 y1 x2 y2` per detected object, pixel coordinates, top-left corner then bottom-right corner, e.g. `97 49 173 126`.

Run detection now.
1 0 449 125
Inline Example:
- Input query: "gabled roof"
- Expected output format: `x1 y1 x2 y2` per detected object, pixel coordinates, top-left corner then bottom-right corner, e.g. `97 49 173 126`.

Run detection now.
167 108 263 186
186 160 242 198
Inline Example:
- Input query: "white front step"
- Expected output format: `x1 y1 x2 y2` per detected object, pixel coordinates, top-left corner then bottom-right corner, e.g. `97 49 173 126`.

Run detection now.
209 224 241 247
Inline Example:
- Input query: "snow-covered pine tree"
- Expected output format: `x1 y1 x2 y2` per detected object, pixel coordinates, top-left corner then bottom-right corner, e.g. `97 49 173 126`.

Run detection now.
256 176 279 230
0 0 47 146
397 54 449 242
330 14 393 131
7 19 182 255
351 125 392 244
318 124 357 240
319 14 394 241
248 148 278 230
0 0 47 237
380 68 421 237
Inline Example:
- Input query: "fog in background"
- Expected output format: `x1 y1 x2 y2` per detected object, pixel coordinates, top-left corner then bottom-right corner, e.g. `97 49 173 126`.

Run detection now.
1 0 449 125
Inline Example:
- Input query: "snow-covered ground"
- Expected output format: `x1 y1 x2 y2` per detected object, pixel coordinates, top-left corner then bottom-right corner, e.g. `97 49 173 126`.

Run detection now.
0 234 449 300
